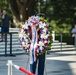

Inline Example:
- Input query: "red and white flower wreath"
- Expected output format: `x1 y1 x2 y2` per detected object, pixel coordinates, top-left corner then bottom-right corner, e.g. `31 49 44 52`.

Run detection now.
19 16 51 56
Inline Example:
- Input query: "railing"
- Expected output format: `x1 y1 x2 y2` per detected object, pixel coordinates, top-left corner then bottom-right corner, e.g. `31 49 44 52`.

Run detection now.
52 31 76 51
0 32 18 56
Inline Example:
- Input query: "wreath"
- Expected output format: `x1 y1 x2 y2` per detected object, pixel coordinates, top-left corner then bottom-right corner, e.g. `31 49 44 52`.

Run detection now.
19 16 52 56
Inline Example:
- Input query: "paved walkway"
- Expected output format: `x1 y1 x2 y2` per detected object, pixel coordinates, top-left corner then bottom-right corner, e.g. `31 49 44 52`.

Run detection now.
0 51 76 75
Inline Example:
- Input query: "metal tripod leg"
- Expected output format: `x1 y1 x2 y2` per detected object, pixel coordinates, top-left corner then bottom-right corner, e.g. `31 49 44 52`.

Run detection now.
44 52 47 75
25 54 30 75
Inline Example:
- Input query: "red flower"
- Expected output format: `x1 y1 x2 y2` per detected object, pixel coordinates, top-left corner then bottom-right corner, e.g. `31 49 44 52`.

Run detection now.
45 43 48 46
33 23 37 26
29 27 32 32
22 46 25 49
42 50 45 52
28 45 30 49
35 51 38 55
48 36 51 38
46 26 49 29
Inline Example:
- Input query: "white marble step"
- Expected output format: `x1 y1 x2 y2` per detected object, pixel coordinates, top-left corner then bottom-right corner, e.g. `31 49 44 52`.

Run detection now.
0 48 23 52
0 42 66 46
53 40 59 43
0 42 20 45
51 47 75 51
0 28 19 32
0 46 21 49
0 48 75 55
51 42 66 45
51 45 74 49
1 45 73 49
0 34 19 38
0 47 75 55
0 51 25 55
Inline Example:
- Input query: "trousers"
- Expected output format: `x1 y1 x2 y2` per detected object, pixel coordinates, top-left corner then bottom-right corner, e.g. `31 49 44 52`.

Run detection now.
30 53 45 75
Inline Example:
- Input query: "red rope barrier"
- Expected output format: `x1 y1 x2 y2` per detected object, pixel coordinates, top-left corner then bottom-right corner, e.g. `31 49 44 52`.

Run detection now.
13 64 35 75
19 67 35 75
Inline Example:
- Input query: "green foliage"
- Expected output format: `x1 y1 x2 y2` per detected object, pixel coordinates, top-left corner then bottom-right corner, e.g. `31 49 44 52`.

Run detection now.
0 0 12 15
39 0 76 32
50 20 72 33
0 0 76 30
0 0 7 9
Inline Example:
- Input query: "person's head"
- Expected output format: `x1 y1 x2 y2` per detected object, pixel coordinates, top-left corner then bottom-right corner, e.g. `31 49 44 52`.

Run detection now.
74 25 76 28
2 9 7 15
37 13 46 18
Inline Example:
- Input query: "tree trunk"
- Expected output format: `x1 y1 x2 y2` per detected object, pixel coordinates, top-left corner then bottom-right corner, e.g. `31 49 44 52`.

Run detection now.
8 0 38 21
7 0 38 27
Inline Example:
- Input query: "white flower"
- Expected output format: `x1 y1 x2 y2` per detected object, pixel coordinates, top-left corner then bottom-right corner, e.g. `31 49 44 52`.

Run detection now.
26 42 28 46
41 34 45 38
44 40 47 43
21 29 24 33
39 24 44 28
23 24 28 29
48 40 50 43
25 39 29 42
24 33 28 37
43 23 46 26
38 41 44 46
19 34 22 38
43 28 47 33
41 34 47 39
44 34 49 39
40 46 43 50
39 22 45 28
22 42 25 45
19 33 24 38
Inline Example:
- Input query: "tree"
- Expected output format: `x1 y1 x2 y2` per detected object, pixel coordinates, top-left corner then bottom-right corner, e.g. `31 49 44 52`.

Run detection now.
1 0 76 31
40 0 76 32
7 0 38 21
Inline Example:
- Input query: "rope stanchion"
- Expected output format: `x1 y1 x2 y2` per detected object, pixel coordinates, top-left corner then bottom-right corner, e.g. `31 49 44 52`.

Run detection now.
7 60 12 75
7 60 35 75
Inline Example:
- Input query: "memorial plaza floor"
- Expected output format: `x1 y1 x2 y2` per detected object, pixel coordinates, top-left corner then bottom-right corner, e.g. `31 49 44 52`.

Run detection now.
0 50 76 75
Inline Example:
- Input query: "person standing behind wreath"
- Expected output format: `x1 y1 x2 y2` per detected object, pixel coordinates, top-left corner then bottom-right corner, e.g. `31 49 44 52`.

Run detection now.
0 9 11 42
72 24 76 45
30 14 46 75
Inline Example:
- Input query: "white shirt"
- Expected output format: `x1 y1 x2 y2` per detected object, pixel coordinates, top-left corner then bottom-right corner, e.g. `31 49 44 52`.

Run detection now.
72 28 76 37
